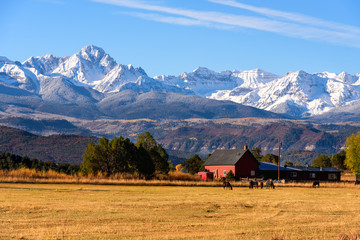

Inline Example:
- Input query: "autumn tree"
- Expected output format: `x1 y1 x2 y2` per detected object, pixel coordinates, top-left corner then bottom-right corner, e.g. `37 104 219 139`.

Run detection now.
345 132 360 174
312 155 331 167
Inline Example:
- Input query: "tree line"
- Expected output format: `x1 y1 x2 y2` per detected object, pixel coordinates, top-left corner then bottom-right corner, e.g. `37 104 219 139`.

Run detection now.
0 132 171 178
250 129 360 174
80 132 171 178
251 146 347 169
0 152 80 175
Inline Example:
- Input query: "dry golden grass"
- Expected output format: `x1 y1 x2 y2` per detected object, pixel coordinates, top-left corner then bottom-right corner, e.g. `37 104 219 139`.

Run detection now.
1 169 360 189
0 183 360 240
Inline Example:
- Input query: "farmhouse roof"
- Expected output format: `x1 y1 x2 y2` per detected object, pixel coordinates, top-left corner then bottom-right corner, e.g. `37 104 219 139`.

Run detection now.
205 149 250 166
291 166 341 172
258 162 299 171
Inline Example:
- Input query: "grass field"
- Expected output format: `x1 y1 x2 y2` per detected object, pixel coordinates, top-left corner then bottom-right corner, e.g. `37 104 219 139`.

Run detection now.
1 183 360 240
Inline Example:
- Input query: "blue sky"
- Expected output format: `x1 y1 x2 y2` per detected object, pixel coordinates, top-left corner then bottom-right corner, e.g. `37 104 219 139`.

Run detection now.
1 0 360 77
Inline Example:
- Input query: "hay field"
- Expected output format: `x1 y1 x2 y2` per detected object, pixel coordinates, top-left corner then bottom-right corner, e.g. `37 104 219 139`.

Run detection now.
0 183 359 240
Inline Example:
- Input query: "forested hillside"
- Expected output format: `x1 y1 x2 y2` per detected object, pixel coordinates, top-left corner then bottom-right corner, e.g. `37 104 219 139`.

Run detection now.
0 126 97 164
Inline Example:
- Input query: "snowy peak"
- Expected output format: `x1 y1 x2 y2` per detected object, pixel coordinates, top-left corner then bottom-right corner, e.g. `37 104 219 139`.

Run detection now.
23 54 67 75
157 67 280 97
78 45 105 61
231 68 280 88
0 62 40 93
94 64 149 93
76 45 116 69
51 45 117 85
317 71 360 85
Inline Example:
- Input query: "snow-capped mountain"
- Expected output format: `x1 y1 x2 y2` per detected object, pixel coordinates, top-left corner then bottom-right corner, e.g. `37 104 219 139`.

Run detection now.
19 45 190 95
0 45 359 119
209 70 360 117
155 67 279 97
156 66 360 117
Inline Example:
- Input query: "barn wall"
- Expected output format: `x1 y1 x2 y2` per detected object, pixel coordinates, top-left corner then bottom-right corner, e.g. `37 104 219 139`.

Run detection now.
235 151 259 178
205 165 235 179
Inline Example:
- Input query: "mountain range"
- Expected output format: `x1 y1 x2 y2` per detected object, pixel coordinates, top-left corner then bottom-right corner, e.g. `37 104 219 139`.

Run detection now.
0 45 281 120
1 45 359 120
1 45 360 161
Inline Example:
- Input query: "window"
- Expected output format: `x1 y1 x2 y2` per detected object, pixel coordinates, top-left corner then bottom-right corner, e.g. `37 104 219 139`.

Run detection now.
328 173 337 180
223 170 227 175
291 172 297 178
309 173 316 178
251 170 255 176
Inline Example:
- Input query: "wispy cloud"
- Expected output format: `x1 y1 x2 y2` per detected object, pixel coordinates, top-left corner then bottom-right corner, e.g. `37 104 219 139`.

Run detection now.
93 0 360 48
121 12 232 29
210 0 360 34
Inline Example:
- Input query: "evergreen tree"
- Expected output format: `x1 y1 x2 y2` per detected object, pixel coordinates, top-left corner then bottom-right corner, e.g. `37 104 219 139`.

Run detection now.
262 154 279 164
284 161 294 167
225 170 235 181
81 135 155 177
251 147 263 161
331 150 346 170
181 154 204 175
136 132 170 174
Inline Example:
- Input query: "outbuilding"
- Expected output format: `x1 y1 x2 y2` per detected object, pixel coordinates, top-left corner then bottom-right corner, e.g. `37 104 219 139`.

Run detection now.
197 171 214 181
203 147 342 181
204 146 259 180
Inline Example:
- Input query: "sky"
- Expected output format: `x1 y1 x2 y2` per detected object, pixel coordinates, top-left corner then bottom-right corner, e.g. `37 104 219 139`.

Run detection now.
1 0 360 77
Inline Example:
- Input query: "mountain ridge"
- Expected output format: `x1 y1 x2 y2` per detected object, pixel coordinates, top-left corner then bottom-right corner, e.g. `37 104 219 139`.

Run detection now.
1 45 360 119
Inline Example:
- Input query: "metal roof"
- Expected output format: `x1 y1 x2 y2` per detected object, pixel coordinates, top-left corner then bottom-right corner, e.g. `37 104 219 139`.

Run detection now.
258 162 299 171
205 149 249 166
290 166 341 172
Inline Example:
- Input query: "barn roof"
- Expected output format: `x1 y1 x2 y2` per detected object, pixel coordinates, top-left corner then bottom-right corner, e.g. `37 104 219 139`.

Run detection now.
291 166 341 172
258 162 299 171
205 149 249 166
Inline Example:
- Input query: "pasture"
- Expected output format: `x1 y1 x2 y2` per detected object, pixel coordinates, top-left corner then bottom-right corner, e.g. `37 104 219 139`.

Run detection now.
0 183 359 240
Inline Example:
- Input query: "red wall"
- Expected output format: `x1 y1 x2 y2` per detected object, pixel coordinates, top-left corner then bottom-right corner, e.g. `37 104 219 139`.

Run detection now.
197 172 214 181
235 151 259 178
205 165 235 179
205 150 259 179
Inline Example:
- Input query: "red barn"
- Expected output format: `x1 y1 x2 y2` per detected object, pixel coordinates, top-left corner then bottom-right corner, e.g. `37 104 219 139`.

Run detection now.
198 171 214 181
204 146 259 180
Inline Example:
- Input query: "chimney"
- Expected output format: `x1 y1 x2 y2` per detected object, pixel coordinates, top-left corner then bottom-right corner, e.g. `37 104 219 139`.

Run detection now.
244 145 248 151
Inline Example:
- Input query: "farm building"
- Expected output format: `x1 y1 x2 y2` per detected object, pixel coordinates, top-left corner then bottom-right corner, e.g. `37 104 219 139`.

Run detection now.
257 162 341 181
204 146 259 179
197 171 214 181
204 147 341 181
